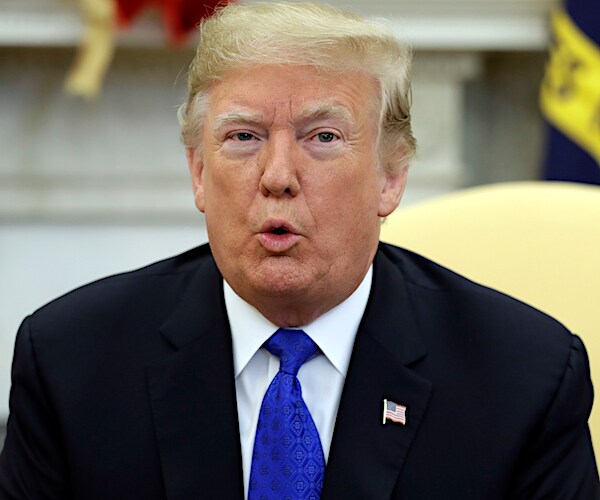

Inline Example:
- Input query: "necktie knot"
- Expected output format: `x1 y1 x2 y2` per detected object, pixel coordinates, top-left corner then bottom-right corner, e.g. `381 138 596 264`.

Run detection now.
264 328 319 376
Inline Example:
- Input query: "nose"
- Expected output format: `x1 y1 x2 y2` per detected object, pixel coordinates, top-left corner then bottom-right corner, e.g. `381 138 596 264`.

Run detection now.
259 132 300 197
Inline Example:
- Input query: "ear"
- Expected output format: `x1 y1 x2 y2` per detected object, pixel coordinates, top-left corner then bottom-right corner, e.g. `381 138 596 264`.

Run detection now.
378 167 408 217
186 148 206 213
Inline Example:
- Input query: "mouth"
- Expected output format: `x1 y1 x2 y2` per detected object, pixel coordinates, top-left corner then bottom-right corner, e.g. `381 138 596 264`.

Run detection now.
270 226 291 236
258 220 301 253
260 219 298 235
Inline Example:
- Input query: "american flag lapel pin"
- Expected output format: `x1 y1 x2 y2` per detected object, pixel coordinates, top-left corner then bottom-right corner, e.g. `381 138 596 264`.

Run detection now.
383 398 407 425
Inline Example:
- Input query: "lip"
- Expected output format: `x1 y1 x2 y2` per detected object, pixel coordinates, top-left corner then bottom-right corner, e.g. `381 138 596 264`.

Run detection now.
257 218 301 253
259 218 299 234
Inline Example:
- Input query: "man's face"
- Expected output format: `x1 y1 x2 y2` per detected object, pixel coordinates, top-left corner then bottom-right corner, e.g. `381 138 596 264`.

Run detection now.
188 65 407 324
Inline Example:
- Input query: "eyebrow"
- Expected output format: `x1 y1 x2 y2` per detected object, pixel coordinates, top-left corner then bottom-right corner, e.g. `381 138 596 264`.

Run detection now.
213 103 354 131
296 103 354 125
214 111 265 130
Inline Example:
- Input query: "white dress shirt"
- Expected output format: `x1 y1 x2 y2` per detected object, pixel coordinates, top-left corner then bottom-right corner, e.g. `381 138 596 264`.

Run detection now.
224 266 372 498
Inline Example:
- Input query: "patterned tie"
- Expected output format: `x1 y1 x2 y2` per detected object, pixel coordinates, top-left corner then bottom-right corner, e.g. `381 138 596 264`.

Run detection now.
248 328 326 500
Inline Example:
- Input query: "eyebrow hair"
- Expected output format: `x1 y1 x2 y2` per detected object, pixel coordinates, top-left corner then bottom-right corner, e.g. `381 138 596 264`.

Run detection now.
214 111 264 130
213 103 354 132
297 103 354 124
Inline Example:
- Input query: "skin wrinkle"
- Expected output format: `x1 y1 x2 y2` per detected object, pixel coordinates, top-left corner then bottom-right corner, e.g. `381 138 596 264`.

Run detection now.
215 105 355 143
214 111 265 134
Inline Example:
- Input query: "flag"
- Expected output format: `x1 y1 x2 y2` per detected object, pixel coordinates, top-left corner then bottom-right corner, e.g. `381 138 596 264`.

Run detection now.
383 399 406 425
540 0 600 184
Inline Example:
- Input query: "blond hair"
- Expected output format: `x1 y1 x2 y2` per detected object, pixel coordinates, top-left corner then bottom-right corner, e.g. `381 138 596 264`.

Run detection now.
178 2 416 173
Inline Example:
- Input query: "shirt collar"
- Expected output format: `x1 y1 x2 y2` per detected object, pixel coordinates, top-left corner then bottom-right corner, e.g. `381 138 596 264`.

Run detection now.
225 266 372 378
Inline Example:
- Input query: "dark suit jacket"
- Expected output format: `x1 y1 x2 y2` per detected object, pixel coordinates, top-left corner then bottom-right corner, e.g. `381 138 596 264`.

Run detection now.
0 243 598 499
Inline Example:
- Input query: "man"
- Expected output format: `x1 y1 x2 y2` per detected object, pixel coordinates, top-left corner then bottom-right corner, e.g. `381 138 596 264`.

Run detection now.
1 2 598 499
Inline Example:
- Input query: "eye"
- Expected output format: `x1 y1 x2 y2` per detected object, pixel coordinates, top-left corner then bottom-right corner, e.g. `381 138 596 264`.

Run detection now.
314 132 337 143
231 132 256 141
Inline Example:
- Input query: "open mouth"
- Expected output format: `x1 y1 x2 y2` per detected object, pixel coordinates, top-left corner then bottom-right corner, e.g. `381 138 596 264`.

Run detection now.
258 221 299 252
270 227 289 236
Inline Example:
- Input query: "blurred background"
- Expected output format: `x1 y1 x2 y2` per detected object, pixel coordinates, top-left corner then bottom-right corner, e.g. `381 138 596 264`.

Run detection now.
1 0 599 442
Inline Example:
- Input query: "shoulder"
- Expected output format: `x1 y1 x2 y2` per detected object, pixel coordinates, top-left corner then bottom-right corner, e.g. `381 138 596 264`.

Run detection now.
376 245 598 496
378 241 571 329
26 244 216 345
377 242 574 364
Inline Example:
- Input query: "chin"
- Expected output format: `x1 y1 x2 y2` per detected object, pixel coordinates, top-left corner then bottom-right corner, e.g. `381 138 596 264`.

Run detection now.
255 274 312 297
244 258 317 298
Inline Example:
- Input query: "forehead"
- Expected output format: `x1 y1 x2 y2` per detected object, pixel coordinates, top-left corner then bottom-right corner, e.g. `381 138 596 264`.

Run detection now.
206 65 380 125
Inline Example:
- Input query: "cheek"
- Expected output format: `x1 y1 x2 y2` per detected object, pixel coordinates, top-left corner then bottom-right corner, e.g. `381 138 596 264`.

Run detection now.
330 167 381 210
204 160 258 210
309 177 380 241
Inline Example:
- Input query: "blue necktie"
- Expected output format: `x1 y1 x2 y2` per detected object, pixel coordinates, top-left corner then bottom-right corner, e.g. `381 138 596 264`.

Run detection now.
248 328 326 500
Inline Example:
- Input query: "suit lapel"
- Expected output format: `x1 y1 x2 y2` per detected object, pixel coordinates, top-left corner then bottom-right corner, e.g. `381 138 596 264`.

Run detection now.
146 258 244 500
322 249 433 499
144 247 431 499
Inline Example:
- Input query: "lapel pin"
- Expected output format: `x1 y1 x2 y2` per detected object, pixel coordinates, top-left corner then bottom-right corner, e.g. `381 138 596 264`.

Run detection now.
383 398 407 425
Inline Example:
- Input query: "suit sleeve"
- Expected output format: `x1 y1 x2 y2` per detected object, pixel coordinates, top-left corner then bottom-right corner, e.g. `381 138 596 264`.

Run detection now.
0 316 72 499
510 334 600 499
